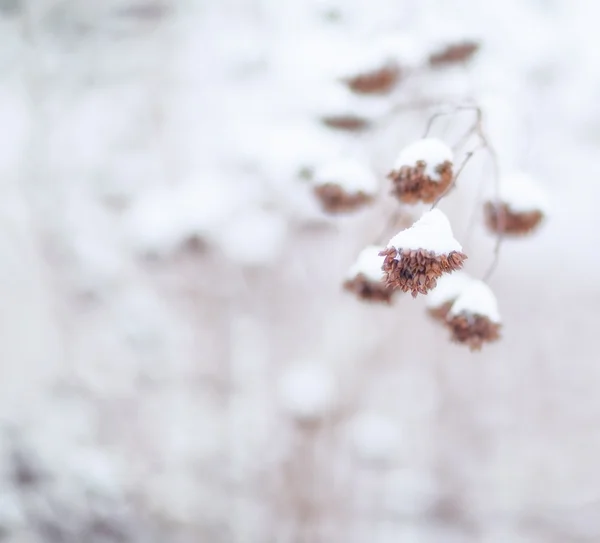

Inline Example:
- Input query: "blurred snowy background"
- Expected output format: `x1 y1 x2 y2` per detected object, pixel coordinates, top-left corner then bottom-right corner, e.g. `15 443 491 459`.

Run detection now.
1 0 600 541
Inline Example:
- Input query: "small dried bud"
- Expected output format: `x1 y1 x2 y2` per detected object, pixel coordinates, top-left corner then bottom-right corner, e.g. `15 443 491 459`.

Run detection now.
428 41 480 67
381 210 467 297
446 281 501 351
484 172 550 236
344 64 401 95
388 138 454 204
344 245 395 303
312 159 378 214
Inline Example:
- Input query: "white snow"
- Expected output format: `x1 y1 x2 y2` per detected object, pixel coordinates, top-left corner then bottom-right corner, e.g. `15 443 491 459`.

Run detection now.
346 411 401 464
449 280 501 323
314 158 378 194
387 209 463 255
495 172 551 214
426 271 475 308
346 245 386 282
213 209 288 266
393 138 454 181
277 362 338 422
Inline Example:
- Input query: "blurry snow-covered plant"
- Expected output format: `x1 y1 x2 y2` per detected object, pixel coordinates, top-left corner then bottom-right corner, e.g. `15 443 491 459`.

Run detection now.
335 104 549 350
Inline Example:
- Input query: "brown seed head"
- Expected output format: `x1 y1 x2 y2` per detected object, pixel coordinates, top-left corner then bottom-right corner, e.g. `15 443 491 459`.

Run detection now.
428 41 480 67
379 247 467 298
389 161 453 204
314 183 374 214
344 64 401 95
343 274 395 304
484 202 545 236
446 312 501 351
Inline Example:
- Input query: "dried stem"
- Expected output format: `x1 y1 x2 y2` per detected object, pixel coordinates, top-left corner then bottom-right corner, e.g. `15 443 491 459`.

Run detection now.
430 144 482 209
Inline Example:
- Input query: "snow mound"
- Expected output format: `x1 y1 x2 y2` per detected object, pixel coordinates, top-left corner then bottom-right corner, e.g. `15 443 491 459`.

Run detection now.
387 209 462 255
426 271 475 308
449 280 501 323
277 363 337 422
314 158 378 194
346 245 386 282
393 138 453 181
496 172 551 214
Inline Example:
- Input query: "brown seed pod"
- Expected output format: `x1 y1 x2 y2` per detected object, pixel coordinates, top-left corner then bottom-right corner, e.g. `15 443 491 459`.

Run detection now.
446 313 501 351
389 160 453 204
428 41 480 67
344 64 401 95
380 247 467 298
484 202 545 236
313 183 373 214
321 115 371 132
343 274 395 304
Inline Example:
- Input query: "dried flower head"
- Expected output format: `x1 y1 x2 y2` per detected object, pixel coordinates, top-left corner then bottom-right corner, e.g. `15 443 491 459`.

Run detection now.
446 281 501 351
344 245 395 304
321 114 371 131
426 271 474 321
428 40 480 67
312 158 378 214
484 173 550 236
380 209 467 297
345 64 401 95
388 138 454 204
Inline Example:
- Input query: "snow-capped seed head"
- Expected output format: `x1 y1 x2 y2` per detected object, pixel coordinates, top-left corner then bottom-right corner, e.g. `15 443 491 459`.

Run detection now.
426 271 475 321
497 172 551 214
381 210 466 297
447 281 501 351
394 138 454 181
485 172 550 236
344 245 395 303
449 280 501 323
389 138 454 204
388 209 462 255
312 159 377 214
314 158 379 195
346 411 401 465
277 363 338 423
428 40 480 67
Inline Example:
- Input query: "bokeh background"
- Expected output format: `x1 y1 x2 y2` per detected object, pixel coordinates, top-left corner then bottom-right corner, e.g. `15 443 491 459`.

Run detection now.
1 0 599 541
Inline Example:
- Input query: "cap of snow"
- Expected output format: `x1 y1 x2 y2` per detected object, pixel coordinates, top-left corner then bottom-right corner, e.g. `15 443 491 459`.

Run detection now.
449 280 501 323
387 209 462 255
495 172 551 214
277 363 337 422
426 271 474 308
313 158 378 195
347 411 401 465
346 245 385 282
393 138 453 181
